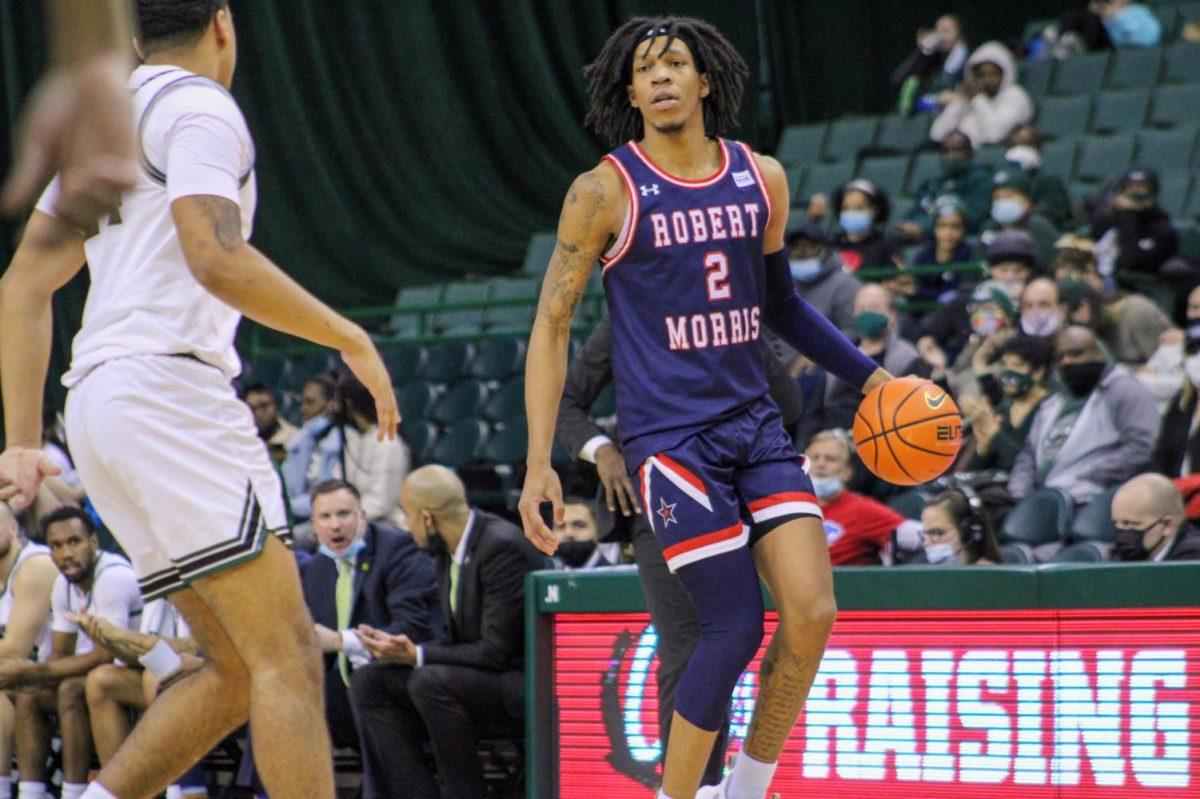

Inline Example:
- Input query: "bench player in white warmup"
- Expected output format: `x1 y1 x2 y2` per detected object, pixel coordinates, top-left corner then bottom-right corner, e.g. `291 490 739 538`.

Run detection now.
0 2 398 798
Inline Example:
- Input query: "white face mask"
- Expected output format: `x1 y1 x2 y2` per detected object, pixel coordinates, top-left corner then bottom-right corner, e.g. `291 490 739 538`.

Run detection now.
925 542 960 565
1021 309 1061 338
1185 353 1200 388
1005 145 1041 171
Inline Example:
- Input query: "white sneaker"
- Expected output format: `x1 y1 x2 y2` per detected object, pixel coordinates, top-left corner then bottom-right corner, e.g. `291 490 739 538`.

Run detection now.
693 777 729 799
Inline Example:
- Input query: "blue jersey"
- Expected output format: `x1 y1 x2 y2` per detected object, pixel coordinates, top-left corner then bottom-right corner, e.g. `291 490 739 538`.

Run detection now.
600 138 775 469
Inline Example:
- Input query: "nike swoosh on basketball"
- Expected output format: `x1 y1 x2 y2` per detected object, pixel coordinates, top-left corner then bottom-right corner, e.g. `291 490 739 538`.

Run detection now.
924 391 947 410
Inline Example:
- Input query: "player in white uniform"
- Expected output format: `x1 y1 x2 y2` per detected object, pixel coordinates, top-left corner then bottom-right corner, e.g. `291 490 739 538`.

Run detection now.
0 502 57 799
0 3 397 799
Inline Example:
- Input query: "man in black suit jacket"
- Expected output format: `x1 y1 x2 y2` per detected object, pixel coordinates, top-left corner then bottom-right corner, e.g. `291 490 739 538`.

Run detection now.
301 479 440 750
350 465 546 799
556 313 804 785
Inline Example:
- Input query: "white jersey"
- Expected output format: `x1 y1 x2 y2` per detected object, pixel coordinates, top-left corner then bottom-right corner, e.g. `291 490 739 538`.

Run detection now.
139 598 190 640
51 551 144 656
0 542 53 663
37 64 257 387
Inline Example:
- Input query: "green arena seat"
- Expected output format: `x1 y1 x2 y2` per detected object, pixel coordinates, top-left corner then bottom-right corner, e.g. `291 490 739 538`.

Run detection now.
280 353 333 393
1181 178 1200 221
431 379 487 425
248 353 287 388
1090 88 1151 134
886 490 926 520
1067 486 1119 543
519 232 557 276
1149 83 1200 128
483 377 525 423
380 342 426 385
796 160 855 202
1074 133 1136 185
775 122 827 168
397 381 436 423
1135 124 1198 174
1049 52 1111 96
415 341 471 384
1105 45 1162 88
1000 488 1073 546
469 336 525 381
1038 138 1079 182
821 117 879 164
392 283 443 337
974 144 1006 168
1158 175 1190 218
485 276 538 333
431 420 487 468
1173 3 1200 41
1018 58 1054 100
856 155 910 199
434 282 489 336
405 420 438 464
1162 40 1200 84
1050 542 1108 562
1000 543 1035 564
483 419 528 465
1036 94 1092 141
904 151 942 196
873 114 931 154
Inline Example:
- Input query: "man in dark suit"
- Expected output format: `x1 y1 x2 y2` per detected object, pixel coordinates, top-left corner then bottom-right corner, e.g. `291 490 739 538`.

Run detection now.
302 479 440 750
556 314 804 785
1111 473 1200 562
350 465 546 799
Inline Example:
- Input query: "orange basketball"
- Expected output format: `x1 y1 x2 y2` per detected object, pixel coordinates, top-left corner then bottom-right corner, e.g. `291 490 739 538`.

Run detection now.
852 376 962 486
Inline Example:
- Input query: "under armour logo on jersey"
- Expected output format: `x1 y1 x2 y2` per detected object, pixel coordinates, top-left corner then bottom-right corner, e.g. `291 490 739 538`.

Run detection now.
639 183 660 197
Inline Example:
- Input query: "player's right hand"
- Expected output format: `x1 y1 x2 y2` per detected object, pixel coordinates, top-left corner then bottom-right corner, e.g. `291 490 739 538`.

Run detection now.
0 447 61 511
340 333 400 442
519 464 563 556
595 442 640 517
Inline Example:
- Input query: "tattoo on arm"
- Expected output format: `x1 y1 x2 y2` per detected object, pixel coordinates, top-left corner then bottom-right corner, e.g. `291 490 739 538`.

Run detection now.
538 172 608 332
193 196 243 252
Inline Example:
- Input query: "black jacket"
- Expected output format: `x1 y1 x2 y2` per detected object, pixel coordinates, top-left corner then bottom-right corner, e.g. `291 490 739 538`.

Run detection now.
301 522 441 673
1165 524 1200 561
833 229 898 273
1092 207 1180 276
1154 390 1200 478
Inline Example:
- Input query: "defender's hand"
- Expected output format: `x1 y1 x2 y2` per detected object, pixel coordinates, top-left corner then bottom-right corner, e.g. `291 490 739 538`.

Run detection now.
341 330 400 442
595 443 639 517
0 448 62 510
519 464 563 555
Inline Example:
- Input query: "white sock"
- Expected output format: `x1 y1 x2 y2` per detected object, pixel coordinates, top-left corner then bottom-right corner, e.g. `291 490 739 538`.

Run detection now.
61 783 87 799
79 783 118 799
726 751 778 799
16 783 45 799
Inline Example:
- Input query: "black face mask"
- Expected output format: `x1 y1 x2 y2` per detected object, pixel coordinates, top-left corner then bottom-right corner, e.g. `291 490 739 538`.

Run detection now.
424 524 449 559
1113 517 1164 561
1059 361 1106 397
557 540 598 569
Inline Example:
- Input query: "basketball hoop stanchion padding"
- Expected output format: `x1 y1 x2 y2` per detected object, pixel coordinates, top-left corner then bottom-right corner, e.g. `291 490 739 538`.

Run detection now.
526 564 1200 799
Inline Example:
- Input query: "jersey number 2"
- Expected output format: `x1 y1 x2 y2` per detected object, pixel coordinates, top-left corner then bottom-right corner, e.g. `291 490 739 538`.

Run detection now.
704 251 731 301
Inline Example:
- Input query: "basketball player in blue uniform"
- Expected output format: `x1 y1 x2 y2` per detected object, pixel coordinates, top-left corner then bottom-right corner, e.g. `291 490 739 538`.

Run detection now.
519 17 894 799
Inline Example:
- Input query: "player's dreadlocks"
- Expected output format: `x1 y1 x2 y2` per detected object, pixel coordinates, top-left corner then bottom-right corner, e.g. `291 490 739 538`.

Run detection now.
584 16 749 147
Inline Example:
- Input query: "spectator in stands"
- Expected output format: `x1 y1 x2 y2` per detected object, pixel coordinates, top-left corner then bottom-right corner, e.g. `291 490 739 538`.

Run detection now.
1009 325 1159 506
900 131 993 237
962 334 1054 473
78 601 207 798
350 465 545 799
1094 1 1163 48
283 387 345 523
891 15 969 115
804 192 830 227
300 375 335 423
909 201 973 305
787 222 860 337
823 284 928 431
920 489 1004 565
552 499 619 570
983 169 1059 270
832 179 897 273
1092 169 1180 280
930 41 1032 148
806 430 923 565
243 382 297 465
338 372 410 528
1111 473 1200 562
302 479 439 754
1153 290 1200 477
0 507 142 799
1018 277 1066 340
1003 125 1072 229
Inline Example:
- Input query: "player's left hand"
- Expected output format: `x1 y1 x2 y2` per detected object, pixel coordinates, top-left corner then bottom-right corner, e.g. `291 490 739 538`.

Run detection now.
340 329 401 442
0 447 62 511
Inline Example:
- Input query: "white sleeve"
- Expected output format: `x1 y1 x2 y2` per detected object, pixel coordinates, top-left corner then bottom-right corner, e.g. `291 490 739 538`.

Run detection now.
580 435 614 464
151 86 253 205
33 177 63 218
50 576 75 634
93 567 143 630
896 519 926 552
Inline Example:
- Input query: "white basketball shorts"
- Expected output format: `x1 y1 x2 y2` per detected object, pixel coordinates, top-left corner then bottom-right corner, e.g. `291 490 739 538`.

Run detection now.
65 354 290 600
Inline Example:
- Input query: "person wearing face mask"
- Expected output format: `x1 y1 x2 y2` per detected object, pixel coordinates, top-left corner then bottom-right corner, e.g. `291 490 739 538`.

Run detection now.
1017 277 1067 340
919 489 1004 566
785 222 861 338
832 179 898 273
805 431 924 566
552 499 620 570
982 169 1058 270
1152 289 1200 477
963 335 1053 473
1110 473 1200 563
350 465 545 799
1003 125 1071 228
900 131 993 238
1008 325 1159 506
301 479 439 753
1092 169 1180 279
930 42 1032 148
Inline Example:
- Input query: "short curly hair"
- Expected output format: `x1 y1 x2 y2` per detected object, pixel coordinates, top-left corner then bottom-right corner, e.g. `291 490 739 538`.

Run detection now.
135 0 228 52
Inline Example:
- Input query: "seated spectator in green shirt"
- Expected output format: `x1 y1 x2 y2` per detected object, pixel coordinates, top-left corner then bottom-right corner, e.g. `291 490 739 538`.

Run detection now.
981 168 1059 269
1002 124 1072 229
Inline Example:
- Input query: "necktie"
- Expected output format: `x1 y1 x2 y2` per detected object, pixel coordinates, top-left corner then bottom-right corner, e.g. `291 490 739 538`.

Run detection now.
336 558 353 686
449 559 461 616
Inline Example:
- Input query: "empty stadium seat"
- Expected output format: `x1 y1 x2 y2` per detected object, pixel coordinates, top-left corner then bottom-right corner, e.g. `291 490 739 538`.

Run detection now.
280 352 332 393
821 117 878 164
1162 40 1200 84
416 341 471 384
485 276 538 333
469 337 525 381
1159 175 1190 218
381 342 426 385
1149 83 1200 128
856 155 909 199
1000 488 1072 546
431 379 487 425
397 381 436 423
796 160 855 201
1090 88 1151 134
1105 46 1162 89
775 123 827 168
432 420 487 468
392 283 443 337
483 377 525 423
1136 124 1198 174
1036 94 1092 141
1038 138 1078 182
1049 52 1110 96
1049 542 1109 563
483 419 528 464
886 490 925 520
974 144 1006 168
1067 486 1119 543
904 151 941 195
435 282 489 335
1182 179 1200 221
520 232 556 276
1000 543 1035 564
1018 58 1054 100
1074 133 1136 184
405 420 438 464
873 114 931 154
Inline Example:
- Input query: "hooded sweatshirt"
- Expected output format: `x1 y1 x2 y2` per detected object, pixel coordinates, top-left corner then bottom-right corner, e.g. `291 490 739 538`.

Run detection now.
930 42 1033 148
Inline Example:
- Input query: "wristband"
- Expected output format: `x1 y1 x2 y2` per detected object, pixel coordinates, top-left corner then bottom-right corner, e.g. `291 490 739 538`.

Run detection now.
138 639 182 679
